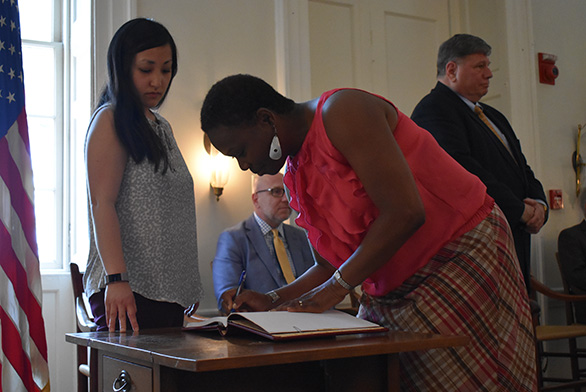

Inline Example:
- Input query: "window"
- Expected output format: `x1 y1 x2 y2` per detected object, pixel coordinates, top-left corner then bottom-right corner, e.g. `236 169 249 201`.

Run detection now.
20 0 91 270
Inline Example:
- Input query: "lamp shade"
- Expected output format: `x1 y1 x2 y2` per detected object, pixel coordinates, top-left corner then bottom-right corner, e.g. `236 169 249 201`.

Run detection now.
210 151 230 189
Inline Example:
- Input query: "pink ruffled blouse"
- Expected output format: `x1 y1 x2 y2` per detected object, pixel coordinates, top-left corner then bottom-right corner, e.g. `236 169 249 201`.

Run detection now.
284 89 494 296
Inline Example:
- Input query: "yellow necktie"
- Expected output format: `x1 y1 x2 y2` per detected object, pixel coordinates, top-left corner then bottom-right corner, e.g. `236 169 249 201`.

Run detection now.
474 105 506 144
474 105 512 150
272 229 295 284
475 105 517 163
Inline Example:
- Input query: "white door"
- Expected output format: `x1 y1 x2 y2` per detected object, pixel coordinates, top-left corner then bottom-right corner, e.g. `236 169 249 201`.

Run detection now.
307 0 371 95
306 0 451 115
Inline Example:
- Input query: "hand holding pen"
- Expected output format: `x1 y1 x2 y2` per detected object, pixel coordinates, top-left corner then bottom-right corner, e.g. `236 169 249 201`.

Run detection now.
231 270 246 313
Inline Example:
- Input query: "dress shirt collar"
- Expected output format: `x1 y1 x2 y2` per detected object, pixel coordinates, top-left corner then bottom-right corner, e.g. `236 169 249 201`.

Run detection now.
442 82 478 111
253 212 284 237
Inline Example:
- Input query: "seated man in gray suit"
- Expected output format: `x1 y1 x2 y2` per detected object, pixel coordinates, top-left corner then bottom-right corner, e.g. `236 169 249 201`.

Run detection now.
212 173 315 313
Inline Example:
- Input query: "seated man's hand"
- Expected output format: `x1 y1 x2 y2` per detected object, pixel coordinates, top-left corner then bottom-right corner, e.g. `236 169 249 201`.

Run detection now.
219 288 237 314
221 289 274 314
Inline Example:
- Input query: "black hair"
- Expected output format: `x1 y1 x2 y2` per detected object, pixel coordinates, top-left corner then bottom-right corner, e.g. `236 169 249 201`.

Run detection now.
437 34 491 77
200 74 295 134
97 18 178 173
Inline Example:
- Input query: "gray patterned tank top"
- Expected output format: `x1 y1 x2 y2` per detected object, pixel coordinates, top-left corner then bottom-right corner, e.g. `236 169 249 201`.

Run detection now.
84 108 204 307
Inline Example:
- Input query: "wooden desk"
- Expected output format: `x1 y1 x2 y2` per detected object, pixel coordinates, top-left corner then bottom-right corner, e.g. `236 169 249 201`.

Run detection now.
66 329 468 392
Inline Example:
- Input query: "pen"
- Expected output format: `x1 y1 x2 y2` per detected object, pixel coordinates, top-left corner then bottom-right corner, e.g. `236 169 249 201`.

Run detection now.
231 270 246 313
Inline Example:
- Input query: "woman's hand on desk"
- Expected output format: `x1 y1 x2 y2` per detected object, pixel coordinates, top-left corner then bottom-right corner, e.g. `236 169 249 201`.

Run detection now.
104 281 139 332
276 277 348 313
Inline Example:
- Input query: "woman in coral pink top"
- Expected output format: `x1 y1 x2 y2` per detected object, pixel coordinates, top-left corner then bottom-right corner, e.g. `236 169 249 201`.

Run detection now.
200 74 536 391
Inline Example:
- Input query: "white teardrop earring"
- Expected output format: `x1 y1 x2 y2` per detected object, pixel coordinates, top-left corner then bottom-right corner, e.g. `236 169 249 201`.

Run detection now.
269 132 282 160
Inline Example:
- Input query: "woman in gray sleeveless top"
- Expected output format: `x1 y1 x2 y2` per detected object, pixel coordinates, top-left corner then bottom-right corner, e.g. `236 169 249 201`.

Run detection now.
84 18 203 332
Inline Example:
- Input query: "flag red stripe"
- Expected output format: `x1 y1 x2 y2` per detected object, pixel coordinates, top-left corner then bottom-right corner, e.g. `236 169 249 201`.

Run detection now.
0 223 48 359
0 136 38 256
0 307 37 392
16 110 30 154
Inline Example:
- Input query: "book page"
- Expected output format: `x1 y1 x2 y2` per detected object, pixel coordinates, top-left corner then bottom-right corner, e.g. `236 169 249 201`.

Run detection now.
184 314 229 329
230 310 382 334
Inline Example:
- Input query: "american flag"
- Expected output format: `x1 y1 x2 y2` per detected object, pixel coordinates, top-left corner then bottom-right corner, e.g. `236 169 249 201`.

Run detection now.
0 1 51 391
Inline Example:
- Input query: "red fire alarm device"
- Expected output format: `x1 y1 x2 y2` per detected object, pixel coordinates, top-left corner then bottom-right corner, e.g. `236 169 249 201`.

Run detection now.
549 189 563 210
538 53 559 85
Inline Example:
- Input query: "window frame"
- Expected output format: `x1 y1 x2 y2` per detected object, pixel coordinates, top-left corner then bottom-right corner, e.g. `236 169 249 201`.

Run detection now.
21 0 92 271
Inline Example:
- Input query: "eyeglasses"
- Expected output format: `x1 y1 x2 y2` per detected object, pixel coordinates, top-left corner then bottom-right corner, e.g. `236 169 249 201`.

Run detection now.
256 187 285 198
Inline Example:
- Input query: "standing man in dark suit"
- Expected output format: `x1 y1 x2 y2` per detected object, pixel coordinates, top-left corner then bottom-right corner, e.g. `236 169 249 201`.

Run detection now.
558 202 586 323
411 33 547 292
212 173 315 313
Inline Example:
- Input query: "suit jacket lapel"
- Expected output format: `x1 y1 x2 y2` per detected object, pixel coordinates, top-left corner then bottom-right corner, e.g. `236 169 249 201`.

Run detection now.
432 83 527 187
243 215 283 285
481 105 524 167
435 84 519 169
465 102 520 170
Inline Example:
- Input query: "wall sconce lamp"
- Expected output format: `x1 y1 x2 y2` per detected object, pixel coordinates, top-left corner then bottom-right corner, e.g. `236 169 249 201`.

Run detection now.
204 134 230 201
572 123 586 197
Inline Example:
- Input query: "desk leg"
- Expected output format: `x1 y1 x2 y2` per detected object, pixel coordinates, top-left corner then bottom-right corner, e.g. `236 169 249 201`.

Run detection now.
387 354 400 392
89 348 98 392
76 344 88 392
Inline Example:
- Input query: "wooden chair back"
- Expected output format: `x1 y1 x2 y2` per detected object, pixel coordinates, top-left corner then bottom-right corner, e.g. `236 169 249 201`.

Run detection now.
556 252 580 325
69 263 97 392
530 275 586 391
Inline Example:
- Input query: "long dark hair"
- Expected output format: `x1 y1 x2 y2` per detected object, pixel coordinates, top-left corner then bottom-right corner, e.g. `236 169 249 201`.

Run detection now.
97 18 178 173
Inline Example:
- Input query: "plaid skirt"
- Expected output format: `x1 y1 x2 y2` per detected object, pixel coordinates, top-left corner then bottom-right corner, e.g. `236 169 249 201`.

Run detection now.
358 205 537 391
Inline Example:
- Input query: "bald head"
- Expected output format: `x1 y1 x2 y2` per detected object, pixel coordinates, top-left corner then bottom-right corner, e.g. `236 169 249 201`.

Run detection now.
251 173 292 228
253 173 283 193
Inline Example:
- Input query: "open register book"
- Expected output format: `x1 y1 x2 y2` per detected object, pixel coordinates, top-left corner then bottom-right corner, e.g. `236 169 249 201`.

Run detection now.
183 309 387 341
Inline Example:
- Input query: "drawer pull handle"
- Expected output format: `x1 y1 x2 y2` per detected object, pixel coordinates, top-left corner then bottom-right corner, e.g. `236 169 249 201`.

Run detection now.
113 369 131 391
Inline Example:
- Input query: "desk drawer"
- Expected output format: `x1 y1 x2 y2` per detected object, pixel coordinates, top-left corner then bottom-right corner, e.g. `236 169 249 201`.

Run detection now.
102 355 152 392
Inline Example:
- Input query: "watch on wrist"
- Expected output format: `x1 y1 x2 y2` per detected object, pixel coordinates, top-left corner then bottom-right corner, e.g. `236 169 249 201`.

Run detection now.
266 290 280 304
104 272 129 286
333 269 354 291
